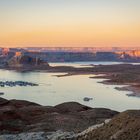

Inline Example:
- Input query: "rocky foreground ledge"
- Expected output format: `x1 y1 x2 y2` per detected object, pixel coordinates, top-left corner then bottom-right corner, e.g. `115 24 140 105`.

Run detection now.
0 97 140 140
0 98 118 140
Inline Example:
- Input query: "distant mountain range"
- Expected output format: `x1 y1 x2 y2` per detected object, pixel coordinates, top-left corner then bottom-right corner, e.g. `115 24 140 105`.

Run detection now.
24 50 140 62
1 48 140 62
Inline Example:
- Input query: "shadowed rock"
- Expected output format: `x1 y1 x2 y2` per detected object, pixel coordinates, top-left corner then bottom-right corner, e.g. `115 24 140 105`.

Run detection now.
0 98 118 134
0 97 9 105
78 110 140 140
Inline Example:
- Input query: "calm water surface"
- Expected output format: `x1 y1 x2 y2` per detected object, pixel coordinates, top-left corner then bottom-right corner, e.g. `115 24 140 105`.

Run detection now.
50 61 123 67
50 61 140 68
1 62 140 112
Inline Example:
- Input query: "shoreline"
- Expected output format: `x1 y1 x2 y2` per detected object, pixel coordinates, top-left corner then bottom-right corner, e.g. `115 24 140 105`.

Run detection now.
90 74 140 98
0 64 140 139
52 70 140 98
0 63 140 98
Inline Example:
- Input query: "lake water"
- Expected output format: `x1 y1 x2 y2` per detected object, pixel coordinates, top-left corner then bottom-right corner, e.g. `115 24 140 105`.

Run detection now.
50 61 140 68
1 62 140 112
50 61 124 68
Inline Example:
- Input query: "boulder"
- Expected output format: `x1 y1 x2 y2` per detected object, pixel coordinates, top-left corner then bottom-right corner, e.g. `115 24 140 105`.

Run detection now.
83 97 93 102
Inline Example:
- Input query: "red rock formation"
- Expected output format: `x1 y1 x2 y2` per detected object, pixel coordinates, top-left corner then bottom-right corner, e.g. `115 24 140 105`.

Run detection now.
116 50 140 59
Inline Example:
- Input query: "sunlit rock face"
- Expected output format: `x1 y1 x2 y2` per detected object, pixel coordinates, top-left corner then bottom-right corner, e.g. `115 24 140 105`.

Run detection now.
127 51 140 58
115 51 140 59
2 48 10 56
15 52 22 57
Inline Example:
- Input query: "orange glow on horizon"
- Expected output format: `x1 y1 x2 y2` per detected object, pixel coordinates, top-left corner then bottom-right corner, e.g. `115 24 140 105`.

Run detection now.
0 23 140 48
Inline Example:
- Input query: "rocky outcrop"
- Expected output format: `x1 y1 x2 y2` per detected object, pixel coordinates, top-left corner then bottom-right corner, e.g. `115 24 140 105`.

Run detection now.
0 98 118 135
0 131 75 140
7 54 49 70
0 97 139 140
78 110 140 140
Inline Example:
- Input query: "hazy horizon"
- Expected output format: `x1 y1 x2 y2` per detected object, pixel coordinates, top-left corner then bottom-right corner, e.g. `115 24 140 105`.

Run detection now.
0 0 140 48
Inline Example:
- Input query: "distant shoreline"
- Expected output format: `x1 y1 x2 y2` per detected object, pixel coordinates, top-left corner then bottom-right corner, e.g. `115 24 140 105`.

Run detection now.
1 63 140 97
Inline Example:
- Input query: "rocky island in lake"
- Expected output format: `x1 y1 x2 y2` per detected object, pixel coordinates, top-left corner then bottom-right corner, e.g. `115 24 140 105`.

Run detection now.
0 81 38 87
2 52 50 71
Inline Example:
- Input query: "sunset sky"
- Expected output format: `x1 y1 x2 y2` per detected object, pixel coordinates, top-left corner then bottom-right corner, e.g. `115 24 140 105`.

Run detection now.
0 0 140 48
